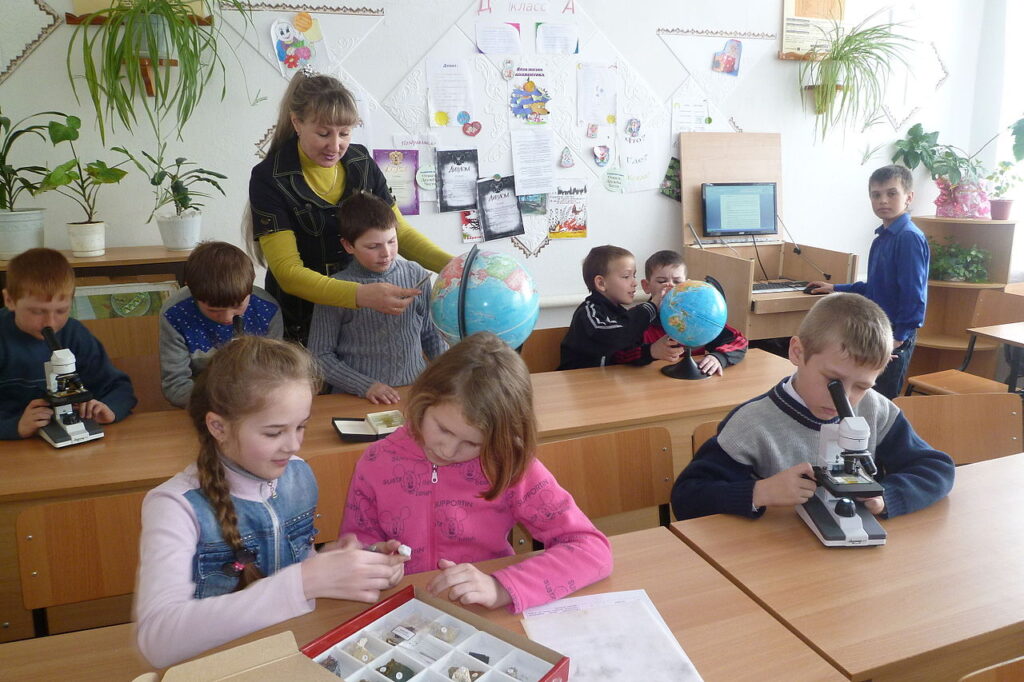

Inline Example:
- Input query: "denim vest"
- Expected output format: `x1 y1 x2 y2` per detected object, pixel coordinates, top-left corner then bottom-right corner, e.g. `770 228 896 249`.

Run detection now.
185 459 318 599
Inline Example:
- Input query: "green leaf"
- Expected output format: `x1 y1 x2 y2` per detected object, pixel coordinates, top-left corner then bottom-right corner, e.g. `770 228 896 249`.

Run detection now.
1011 117 1024 162
38 160 80 190
48 117 81 145
85 161 128 184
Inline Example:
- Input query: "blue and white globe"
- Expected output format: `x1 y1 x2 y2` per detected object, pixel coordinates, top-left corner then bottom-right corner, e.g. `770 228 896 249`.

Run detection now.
660 281 727 348
430 249 540 349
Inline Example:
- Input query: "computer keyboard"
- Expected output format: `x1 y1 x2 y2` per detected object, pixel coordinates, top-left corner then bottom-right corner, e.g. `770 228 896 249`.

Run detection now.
752 280 809 293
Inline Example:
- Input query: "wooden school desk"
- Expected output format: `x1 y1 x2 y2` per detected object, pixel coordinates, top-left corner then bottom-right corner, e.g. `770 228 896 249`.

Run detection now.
0 349 792 642
670 454 1024 682
0 527 844 681
968 322 1024 391
0 246 190 287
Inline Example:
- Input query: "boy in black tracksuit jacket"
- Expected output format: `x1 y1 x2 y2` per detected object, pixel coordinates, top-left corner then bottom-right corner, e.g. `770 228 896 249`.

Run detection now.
558 245 658 370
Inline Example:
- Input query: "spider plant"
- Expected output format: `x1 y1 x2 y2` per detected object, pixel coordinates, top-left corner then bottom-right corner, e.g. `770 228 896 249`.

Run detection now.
799 11 912 141
66 0 253 142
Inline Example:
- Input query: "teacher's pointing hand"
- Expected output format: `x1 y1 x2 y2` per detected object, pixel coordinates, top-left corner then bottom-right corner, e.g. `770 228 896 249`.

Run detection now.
356 282 422 315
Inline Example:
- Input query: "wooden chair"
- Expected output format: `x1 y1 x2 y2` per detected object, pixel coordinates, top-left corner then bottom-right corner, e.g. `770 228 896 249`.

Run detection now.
16 491 147 636
520 327 567 373
305 448 365 545
893 393 1022 465
692 420 719 455
906 289 1024 396
527 427 673 550
959 655 1024 682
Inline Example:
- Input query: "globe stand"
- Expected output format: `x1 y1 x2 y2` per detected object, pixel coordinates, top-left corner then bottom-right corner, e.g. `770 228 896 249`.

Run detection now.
661 347 710 380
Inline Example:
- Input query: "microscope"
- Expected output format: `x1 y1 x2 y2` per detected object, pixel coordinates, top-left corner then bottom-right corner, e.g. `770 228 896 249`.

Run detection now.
795 379 887 547
38 326 104 448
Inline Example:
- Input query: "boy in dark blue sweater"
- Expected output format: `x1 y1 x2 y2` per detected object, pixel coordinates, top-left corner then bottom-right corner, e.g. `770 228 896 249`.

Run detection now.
1 248 136 439
672 293 953 521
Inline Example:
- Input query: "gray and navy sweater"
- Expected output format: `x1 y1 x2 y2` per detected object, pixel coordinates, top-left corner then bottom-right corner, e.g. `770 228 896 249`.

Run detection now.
159 286 283 408
672 378 955 520
558 292 657 370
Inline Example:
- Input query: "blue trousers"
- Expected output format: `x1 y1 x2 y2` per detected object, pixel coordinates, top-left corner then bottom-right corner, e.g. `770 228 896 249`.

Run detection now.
874 331 917 399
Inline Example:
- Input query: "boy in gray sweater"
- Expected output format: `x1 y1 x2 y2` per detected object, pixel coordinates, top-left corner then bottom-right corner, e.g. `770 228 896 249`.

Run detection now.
308 192 446 404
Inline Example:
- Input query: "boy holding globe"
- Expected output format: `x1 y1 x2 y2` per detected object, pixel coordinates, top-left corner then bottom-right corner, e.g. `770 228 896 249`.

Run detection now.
612 250 748 374
559 245 679 369
671 293 953 521
308 192 446 404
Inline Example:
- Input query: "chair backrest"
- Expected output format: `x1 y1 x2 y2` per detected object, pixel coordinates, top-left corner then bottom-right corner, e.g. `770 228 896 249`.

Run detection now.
893 393 1022 465
692 420 719 455
520 327 568 374
970 289 1024 328
534 427 673 520
16 491 147 609
305 449 365 544
959 655 1024 682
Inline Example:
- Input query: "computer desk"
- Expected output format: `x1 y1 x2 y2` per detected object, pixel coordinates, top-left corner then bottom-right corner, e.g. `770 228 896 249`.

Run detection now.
670 454 1024 681
0 528 845 681
0 350 793 642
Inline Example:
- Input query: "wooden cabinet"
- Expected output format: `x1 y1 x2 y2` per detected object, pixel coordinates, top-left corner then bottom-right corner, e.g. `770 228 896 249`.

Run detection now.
911 216 1022 376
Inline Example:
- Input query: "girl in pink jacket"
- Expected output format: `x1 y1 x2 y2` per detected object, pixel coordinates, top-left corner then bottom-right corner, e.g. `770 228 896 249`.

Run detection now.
341 331 612 613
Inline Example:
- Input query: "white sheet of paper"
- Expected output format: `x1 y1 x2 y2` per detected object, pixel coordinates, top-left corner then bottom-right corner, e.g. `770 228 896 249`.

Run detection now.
475 21 522 54
577 62 617 125
510 127 554 196
426 57 474 127
522 590 703 682
536 21 579 54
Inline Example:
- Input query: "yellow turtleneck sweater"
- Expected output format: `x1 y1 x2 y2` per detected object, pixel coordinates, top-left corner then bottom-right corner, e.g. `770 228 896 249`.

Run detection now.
258 143 451 309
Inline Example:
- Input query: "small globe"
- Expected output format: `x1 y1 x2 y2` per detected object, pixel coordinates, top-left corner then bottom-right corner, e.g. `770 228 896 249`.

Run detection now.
660 281 727 348
430 248 540 349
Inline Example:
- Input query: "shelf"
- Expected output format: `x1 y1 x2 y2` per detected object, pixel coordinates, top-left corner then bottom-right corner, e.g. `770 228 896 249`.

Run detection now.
916 216 1016 226
927 280 1007 289
65 12 212 26
916 331 999 352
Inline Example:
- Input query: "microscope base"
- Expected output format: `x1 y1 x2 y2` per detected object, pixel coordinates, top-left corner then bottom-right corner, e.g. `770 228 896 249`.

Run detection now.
39 419 104 448
796 492 886 547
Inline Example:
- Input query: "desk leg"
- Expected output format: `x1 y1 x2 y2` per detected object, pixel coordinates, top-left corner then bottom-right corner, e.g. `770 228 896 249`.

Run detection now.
1006 346 1022 393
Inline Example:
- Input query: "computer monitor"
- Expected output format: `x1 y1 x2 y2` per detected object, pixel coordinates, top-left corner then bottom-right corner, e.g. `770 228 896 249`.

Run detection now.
701 182 778 239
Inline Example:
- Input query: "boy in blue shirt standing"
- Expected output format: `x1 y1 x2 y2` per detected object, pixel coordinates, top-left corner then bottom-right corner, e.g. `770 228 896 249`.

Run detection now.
1 248 136 439
806 165 929 398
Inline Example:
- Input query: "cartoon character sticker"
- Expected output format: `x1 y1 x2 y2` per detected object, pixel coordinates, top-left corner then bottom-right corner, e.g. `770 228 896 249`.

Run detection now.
271 13 323 78
712 38 742 77
509 78 551 124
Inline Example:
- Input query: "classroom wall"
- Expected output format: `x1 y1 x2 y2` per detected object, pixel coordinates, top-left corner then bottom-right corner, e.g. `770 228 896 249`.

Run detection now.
0 0 1004 329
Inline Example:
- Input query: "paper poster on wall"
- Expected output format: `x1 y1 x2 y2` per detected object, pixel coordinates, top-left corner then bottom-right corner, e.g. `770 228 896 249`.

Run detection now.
435 149 479 213
577 63 617 126
547 179 588 239
426 57 475 127
711 39 742 76
510 127 554 196
460 210 482 243
271 13 329 78
394 132 438 202
779 0 843 60
475 22 522 54
477 176 525 241
509 67 551 125
620 115 656 193
518 194 547 215
373 149 419 215
660 158 681 201
671 97 711 136
535 22 579 54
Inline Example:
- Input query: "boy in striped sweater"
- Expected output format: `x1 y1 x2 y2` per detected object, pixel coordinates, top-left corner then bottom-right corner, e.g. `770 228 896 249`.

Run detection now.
308 192 446 404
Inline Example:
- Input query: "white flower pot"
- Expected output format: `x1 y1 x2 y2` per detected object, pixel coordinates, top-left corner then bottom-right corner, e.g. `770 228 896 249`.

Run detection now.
0 208 45 260
68 221 106 257
156 211 201 251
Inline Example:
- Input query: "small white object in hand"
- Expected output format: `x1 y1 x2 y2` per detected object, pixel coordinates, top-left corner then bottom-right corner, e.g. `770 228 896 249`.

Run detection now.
398 544 412 557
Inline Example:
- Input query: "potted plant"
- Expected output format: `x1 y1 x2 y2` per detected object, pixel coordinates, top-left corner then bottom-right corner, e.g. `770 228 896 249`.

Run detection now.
892 123 991 218
34 116 128 257
0 109 67 259
927 237 990 283
115 143 226 250
986 161 1020 220
798 12 912 141
67 0 253 142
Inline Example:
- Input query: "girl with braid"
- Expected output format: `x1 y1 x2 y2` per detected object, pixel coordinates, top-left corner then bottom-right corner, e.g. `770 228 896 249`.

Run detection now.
134 336 408 668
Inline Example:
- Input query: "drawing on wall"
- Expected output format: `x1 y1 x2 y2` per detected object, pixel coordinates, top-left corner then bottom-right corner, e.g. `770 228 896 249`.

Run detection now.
436 149 479 213
547 179 588 239
711 39 742 76
271 13 328 77
509 68 551 124
460 210 482 243
0 0 61 86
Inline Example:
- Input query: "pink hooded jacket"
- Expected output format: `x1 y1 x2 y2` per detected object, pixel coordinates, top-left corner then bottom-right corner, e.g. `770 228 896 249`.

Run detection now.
340 426 612 612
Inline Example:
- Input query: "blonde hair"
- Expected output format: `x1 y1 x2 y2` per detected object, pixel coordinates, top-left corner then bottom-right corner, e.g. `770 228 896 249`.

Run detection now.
798 293 892 369
187 336 322 590
268 71 360 157
406 333 537 500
